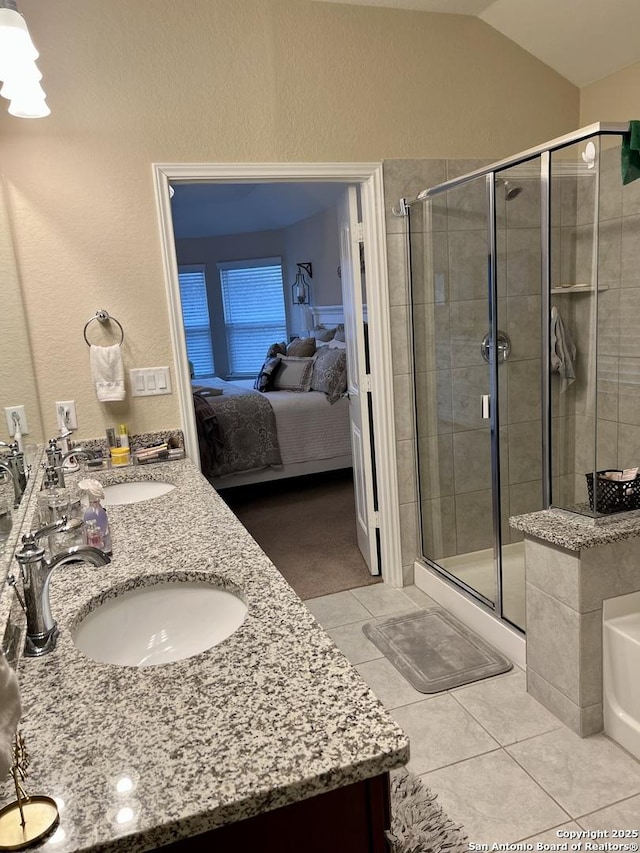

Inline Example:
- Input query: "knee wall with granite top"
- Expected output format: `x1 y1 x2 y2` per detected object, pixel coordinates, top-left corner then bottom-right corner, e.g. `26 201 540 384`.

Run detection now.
511 508 640 736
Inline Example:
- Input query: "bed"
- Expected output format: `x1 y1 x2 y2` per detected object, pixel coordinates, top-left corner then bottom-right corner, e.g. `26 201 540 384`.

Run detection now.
193 306 353 489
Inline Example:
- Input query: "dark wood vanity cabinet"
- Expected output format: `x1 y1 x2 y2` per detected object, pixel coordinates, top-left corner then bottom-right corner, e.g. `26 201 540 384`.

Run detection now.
162 772 391 852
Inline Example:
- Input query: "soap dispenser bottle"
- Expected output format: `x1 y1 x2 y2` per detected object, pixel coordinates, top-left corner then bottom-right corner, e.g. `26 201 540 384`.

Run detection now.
84 519 104 550
78 478 112 555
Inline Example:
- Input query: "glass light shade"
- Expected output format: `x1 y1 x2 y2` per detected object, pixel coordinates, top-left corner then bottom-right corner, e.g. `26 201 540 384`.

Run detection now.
9 94 49 118
0 8 38 72
0 57 41 88
1 77 45 101
292 272 309 304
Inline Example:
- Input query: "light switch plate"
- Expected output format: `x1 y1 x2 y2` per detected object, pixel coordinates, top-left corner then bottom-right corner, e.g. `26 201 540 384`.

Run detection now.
130 367 172 397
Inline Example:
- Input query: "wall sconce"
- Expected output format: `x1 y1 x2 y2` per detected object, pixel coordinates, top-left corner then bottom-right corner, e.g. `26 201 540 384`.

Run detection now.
0 0 49 118
292 262 312 305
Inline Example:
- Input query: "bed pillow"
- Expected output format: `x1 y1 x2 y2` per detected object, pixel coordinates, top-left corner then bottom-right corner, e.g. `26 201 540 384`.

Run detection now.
272 355 315 392
310 346 347 404
333 324 346 342
312 325 336 343
327 338 347 349
253 356 282 392
287 336 316 358
266 341 287 359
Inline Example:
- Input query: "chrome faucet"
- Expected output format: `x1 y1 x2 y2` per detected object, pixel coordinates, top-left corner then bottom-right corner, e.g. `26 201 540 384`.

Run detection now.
45 438 96 488
0 446 27 508
13 518 110 657
61 446 96 464
0 461 15 504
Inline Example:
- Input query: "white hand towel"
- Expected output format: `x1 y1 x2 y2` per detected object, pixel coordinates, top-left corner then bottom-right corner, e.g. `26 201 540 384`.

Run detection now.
90 344 126 402
0 651 21 779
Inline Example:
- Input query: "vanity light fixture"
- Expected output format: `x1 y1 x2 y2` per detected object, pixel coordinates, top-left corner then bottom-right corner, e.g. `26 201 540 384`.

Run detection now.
292 262 312 305
0 0 49 118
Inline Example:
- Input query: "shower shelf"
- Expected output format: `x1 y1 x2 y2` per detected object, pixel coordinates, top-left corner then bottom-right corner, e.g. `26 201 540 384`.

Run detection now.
550 284 609 294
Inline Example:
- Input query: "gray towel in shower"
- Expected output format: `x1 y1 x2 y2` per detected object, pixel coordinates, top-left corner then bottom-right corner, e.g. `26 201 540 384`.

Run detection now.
550 305 576 392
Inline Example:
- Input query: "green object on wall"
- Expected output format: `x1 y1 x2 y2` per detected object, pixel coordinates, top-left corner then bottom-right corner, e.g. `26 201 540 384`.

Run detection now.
621 120 640 185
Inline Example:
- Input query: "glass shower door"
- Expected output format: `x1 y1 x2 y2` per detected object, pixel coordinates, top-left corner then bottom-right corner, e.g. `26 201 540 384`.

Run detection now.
411 174 499 611
412 163 542 633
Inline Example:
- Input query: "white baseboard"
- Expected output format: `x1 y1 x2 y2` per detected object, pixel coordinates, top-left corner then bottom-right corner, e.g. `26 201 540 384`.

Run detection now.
414 561 527 669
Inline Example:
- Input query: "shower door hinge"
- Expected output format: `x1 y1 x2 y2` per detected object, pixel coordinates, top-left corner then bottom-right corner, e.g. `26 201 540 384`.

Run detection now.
353 221 364 243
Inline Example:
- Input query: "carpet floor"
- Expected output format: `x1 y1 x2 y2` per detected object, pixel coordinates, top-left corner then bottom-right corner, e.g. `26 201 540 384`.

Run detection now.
220 469 382 600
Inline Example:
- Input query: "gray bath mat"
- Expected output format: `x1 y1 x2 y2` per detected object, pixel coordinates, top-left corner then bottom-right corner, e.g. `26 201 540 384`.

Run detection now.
363 608 513 693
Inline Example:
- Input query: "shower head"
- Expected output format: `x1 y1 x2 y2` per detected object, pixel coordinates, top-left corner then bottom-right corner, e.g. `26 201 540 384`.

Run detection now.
496 178 523 201
504 180 523 200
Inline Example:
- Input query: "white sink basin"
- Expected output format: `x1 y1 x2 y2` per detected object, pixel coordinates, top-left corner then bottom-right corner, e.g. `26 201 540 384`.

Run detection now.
73 582 247 666
102 481 175 506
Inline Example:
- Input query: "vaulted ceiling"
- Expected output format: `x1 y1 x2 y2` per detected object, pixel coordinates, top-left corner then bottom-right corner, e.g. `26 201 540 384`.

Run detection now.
313 0 640 87
175 0 638 239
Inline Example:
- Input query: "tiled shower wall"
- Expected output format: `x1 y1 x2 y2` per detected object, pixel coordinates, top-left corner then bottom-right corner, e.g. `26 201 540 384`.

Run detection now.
383 159 544 584
384 160 447 586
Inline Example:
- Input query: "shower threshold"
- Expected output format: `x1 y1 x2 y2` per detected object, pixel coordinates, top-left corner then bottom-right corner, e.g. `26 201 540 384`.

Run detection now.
440 542 525 630
414 544 526 669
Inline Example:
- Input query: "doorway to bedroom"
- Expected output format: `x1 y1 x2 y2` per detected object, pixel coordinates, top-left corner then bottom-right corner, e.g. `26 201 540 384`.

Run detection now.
171 181 374 600
153 162 402 597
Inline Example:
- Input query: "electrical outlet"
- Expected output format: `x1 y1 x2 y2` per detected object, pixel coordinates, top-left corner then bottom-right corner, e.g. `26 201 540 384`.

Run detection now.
55 401 78 431
4 406 29 436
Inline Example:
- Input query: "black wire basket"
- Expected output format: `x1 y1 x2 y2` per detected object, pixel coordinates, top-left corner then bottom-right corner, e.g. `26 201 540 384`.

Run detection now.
585 470 640 514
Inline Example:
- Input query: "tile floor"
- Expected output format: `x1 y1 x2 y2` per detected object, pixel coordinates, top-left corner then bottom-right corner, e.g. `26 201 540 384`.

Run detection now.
305 584 640 844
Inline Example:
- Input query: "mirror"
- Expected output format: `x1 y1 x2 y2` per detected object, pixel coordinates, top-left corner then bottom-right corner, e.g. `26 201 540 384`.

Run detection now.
0 177 44 443
0 176 45 595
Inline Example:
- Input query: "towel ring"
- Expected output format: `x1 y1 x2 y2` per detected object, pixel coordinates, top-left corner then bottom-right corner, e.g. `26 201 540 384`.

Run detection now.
83 309 125 347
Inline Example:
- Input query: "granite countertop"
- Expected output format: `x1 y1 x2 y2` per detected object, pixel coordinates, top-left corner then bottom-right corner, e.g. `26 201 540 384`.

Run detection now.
1 457 409 852
510 506 640 551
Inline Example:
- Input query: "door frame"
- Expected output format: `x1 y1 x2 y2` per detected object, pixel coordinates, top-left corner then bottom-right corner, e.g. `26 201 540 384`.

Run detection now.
153 161 402 588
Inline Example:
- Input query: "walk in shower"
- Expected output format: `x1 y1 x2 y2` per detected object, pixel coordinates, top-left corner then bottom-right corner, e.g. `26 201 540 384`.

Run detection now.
404 122 635 635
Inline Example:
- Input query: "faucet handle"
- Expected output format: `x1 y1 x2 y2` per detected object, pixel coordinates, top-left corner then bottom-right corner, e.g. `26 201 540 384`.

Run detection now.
46 438 61 463
15 533 45 567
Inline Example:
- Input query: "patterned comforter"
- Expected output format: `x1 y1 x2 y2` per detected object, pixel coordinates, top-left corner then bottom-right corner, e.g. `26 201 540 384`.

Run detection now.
193 381 282 479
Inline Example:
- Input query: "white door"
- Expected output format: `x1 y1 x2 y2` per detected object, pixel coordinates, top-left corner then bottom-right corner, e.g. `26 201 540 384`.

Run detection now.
338 186 379 575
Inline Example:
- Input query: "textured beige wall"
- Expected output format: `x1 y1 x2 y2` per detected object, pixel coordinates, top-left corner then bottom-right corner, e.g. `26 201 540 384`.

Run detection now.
284 207 342 311
0 0 578 442
580 61 640 125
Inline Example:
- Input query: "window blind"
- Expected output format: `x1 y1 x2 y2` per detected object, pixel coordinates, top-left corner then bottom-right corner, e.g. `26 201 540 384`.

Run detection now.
178 267 215 379
218 259 286 376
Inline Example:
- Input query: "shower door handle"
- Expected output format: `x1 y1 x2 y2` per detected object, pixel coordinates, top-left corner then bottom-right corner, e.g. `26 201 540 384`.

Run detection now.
481 395 490 420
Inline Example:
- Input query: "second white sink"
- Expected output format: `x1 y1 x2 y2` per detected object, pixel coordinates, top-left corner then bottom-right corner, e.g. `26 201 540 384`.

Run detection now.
74 581 247 666
102 481 175 506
